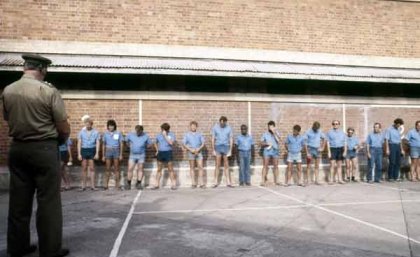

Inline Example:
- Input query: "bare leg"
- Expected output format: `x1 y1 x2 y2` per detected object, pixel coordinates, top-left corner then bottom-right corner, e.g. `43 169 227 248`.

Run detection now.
345 159 351 181
410 158 416 181
114 159 121 189
273 157 280 185
336 160 343 183
261 157 269 186
127 160 135 182
415 159 420 181
222 155 231 186
88 160 96 189
329 160 336 184
314 158 321 184
137 163 144 182
189 160 196 186
167 161 177 188
213 155 222 186
81 160 88 189
60 161 70 189
297 163 302 185
196 159 204 186
104 159 112 189
286 162 292 185
154 161 163 188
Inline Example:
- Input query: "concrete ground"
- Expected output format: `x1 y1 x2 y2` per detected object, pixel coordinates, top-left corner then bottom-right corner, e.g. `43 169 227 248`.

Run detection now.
1 181 420 257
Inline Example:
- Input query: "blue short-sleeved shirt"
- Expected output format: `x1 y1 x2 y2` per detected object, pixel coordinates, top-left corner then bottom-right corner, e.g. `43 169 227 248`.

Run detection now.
59 138 72 152
156 131 176 151
182 132 205 149
366 132 385 148
304 129 325 148
285 134 305 154
346 136 359 150
326 129 346 148
236 134 254 151
261 131 280 150
212 124 233 146
125 132 152 154
78 128 100 149
103 131 123 148
406 129 420 147
385 126 402 144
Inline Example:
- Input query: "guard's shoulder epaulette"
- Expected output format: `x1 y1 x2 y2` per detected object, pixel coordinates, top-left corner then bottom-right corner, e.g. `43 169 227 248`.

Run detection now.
42 81 56 88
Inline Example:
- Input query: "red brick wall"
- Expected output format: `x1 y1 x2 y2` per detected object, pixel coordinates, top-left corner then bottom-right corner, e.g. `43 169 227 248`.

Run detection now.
0 98 419 166
0 0 418 57
142 100 248 162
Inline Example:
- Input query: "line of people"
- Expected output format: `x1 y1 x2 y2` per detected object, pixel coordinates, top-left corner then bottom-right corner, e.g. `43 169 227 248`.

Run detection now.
59 116 420 191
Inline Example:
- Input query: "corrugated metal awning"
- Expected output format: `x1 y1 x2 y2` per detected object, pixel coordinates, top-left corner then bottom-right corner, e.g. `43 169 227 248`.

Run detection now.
1 52 419 83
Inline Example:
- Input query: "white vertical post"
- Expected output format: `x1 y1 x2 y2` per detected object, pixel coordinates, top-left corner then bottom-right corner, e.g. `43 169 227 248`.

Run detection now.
248 102 252 135
342 104 346 132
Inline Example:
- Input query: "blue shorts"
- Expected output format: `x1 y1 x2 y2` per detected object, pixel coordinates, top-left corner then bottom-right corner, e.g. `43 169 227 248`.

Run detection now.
188 152 203 161
287 152 302 163
346 149 357 159
410 146 420 159
81 148 96 160
129 153 146 164
157 151 173 163
215 145 229 155
263 148 279 158
308 146 321 158
330 147 344 161
105 147 120 159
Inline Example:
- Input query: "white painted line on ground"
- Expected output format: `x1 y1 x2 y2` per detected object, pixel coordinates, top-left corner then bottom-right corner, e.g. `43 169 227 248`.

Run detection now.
362 182 420 193
132 194 420 215
109 191 142 257
260 186 420 245
320 199 420 207
133 204 307 215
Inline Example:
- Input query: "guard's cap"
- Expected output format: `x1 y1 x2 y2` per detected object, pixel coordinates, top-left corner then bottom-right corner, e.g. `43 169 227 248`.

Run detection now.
22 53 52 66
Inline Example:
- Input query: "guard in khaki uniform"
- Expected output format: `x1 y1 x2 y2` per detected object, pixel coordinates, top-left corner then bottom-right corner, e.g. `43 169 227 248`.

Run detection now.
2 54 70 257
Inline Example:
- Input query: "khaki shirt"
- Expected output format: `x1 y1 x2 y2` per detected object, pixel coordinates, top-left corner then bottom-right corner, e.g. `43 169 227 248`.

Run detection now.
2 74 67 141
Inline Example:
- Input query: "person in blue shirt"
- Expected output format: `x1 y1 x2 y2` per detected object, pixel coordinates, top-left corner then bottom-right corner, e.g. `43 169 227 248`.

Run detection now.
260 120 281 186
153 123 177 190
59 137 73 191
102 119 124 190
125 125 152 190
366 123 385 183
304 121 325 185
406 120 420 181
285 125 305 187
211 116 234 188
77 116 100 191
182 121 206 188
345 127 360 182
326 120 347 184
235 124 254 186
385 118 405 181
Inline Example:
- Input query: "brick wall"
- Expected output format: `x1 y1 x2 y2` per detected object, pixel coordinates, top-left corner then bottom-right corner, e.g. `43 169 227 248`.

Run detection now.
1 97 418 167
0 0 419 58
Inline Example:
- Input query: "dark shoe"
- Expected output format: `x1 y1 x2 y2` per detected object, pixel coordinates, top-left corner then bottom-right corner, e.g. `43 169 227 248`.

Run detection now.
239 182 244 186
245 183 251 186
126 184 131 190
136 183 143 190
227 184 235 188
171 186 177 190
10 244 37 257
